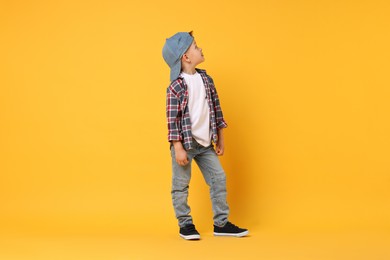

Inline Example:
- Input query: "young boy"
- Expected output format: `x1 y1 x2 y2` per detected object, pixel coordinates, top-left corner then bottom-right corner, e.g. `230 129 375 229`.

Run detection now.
162 31 248 240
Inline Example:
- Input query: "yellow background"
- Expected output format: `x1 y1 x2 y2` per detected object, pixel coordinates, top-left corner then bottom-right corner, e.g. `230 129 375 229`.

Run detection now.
1 0 389 259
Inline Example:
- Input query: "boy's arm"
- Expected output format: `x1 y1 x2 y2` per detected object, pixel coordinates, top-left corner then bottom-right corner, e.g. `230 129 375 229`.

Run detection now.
166 88 182 142
166 88 189 166
209 79 228 129
208 76 227 155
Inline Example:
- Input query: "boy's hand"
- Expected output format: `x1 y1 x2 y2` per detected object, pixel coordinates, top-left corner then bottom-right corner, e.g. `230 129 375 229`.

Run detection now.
172 141 189 166
175 149 189 166
216 140 224 156
216 129 225 156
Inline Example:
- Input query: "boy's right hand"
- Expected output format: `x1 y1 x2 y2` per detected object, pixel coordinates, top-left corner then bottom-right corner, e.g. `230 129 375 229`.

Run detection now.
175 149 189 166
172 141 189 166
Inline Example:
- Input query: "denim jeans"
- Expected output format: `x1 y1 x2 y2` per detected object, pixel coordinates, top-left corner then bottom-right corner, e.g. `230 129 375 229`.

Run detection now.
170 139 230 228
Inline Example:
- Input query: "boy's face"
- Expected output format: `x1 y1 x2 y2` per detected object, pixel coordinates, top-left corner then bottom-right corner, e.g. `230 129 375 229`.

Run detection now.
183 40 205 66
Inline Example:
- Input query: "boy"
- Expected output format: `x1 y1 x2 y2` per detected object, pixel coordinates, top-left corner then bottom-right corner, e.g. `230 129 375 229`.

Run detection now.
162 31 248 240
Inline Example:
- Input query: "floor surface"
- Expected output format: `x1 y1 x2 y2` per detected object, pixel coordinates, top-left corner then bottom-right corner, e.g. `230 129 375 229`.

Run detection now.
1 227 389 260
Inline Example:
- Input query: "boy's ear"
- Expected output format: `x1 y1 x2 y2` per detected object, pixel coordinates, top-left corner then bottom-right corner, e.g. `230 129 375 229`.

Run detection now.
182 54 190 63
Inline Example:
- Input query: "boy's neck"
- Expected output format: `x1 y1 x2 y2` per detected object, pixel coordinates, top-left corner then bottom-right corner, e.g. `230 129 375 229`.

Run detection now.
182 66 197 75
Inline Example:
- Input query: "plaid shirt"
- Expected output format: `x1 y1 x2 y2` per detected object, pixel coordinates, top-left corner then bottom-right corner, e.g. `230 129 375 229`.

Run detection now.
166 69 228 150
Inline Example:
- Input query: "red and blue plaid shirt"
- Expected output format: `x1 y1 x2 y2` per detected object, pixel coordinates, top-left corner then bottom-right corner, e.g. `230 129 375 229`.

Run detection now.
166 69 228 150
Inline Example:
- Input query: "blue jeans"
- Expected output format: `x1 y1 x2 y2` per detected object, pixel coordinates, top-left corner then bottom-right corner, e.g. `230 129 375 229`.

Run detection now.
170 139 230 228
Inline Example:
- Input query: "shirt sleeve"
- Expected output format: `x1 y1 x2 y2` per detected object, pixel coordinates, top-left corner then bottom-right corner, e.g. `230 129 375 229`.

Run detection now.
210 81 228 129
166 87 182 141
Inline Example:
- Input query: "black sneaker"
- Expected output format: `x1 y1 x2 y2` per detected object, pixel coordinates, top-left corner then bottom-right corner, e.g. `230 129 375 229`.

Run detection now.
214 222 249 237
179 224 200 240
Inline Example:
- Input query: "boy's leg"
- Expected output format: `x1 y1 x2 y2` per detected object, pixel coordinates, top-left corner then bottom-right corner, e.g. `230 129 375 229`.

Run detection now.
194 145 230 227
170 145 194 227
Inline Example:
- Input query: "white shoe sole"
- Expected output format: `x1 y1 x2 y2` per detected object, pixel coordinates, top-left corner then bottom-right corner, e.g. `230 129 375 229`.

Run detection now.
180 234 201 240
214 230 249 237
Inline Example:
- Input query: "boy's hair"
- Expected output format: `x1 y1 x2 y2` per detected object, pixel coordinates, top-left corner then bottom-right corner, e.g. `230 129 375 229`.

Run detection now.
162 31 194 82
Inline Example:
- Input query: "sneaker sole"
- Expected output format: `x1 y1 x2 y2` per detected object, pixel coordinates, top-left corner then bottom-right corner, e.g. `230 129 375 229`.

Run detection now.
214 230 249 237
180 234 201 240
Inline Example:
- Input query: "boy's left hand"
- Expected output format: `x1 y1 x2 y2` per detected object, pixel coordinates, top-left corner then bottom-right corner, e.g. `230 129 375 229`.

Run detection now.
216 128 225 156
216 139 224 156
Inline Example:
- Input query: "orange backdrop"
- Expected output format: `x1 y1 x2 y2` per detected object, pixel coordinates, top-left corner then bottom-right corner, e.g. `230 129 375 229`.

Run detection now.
1 0 389 236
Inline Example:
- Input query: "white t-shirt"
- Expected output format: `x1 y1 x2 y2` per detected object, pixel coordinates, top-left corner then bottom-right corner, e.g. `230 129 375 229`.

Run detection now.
181 71 211 147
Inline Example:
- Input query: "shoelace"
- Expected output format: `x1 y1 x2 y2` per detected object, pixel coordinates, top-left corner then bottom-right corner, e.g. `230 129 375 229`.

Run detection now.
226 222 237 228
185 224 197 232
